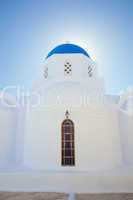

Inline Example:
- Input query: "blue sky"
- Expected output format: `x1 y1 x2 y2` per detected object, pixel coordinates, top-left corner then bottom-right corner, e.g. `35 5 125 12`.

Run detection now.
0 0 133 94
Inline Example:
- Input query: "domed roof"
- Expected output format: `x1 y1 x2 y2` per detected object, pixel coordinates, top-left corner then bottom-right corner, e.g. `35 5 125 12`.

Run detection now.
46 43 90 59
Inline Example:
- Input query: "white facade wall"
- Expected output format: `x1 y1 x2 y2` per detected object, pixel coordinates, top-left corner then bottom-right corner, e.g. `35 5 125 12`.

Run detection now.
24 104 122 171
23 53 123 171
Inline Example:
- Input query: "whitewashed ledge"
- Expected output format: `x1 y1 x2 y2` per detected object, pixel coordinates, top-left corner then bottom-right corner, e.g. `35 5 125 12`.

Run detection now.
0 166 133 193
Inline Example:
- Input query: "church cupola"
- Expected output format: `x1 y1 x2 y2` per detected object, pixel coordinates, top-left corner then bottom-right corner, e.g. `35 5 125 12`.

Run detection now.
43 43 98 80
46 43 90 59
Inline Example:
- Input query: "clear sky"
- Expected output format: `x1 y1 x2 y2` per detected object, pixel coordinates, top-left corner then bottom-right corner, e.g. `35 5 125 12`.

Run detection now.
0 0 133 94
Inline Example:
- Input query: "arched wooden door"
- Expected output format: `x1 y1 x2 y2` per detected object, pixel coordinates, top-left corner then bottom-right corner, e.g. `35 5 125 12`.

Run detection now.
61 119 75 166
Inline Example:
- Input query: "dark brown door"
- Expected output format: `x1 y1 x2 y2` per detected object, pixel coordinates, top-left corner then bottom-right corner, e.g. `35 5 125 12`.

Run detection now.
61 119 75 166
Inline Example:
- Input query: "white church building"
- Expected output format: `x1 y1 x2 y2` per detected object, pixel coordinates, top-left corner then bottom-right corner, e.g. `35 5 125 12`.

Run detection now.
0 43 133 192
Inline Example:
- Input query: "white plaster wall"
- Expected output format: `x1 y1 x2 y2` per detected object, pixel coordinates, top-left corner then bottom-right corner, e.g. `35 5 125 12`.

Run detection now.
0 106 17 167
15 107 26 164
30 80 105 110
119 111 133 165
24 103 122 171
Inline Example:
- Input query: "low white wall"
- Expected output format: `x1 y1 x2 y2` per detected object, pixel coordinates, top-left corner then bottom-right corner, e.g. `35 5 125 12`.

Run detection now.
15 108 26 164
119 111 133 165
0 106 17 167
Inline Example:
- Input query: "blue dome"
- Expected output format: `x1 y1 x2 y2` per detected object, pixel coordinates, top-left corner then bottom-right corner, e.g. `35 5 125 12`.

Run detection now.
46 43 90 59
